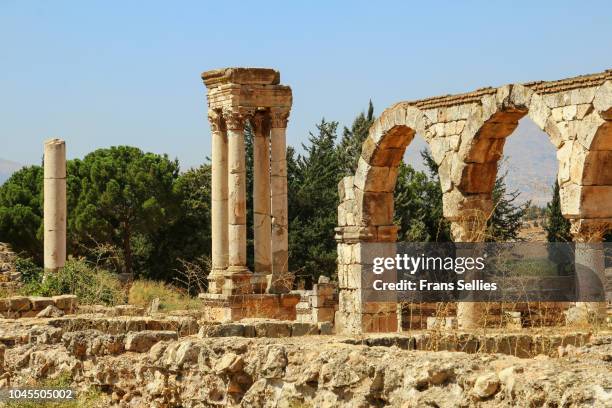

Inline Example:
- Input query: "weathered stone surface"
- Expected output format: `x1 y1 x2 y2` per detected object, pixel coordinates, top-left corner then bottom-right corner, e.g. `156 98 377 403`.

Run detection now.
253 321 291 338
36 305 64 318
7 297 30 312
472 372 500 399
124 331 178 353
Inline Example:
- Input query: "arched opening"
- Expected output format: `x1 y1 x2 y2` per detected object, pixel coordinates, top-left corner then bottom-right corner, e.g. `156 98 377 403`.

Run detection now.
337 78 612 334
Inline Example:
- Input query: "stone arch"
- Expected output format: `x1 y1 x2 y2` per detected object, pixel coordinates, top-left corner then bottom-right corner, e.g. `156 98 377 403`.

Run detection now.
336 70 612 334
352 104 429 232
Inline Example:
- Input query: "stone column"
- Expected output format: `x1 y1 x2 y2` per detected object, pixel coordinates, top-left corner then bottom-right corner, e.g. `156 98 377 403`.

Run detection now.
252 113 272 292
43 139 67 273
269 109 291 293
208 110 228 293
451 211 488 330
571 219 608 322
224 110 251 294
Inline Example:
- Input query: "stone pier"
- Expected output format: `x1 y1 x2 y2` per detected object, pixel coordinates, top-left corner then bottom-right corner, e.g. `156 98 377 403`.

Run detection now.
43 139 67 273
199 67 298 321
570 219 608 322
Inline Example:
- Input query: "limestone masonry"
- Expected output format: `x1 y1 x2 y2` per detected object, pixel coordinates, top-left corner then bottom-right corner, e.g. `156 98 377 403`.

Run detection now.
336 69 612 334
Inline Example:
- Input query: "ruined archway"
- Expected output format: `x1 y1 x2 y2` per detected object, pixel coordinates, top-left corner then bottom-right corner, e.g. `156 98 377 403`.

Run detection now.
336 70 612 334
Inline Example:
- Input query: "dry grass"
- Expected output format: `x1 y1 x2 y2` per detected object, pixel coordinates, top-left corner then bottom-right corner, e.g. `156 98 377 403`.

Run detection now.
127 279 200 312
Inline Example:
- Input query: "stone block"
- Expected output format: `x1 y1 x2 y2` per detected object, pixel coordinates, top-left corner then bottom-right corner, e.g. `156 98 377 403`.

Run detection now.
318 321 334 335
354 188 394 226
309 294 332 308
580 150 612 185
290 322 318 336
313 283 335 297
29 297 55 311
361 136 405 167
202 67 280 87
36 305 64 318
362 312 397 333
455 162 497 193
52 295 77 312
7 297 31 312
125 331 178 353
337 264 361 290
312 307 336 322
111 305 145 317
353 158 397 193
253 321 291 338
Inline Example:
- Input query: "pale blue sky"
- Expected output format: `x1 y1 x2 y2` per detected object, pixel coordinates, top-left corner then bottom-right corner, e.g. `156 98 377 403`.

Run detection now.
1 1 611 169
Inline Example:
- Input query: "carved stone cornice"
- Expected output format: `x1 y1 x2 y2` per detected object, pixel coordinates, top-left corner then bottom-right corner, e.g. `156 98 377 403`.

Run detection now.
270 109 290 129
207 109 226 133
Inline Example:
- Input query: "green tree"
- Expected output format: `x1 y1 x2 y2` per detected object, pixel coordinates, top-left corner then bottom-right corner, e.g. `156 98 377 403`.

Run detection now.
0 166 44 258
394 150 451 242
486 167 529 242
544 180 571 242
337 101 375 175
288 119 342 282
71 146 180 275
146 163 213 281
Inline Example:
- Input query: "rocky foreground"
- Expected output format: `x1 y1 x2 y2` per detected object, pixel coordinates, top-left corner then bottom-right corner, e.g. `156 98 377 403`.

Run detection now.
0 312 610 407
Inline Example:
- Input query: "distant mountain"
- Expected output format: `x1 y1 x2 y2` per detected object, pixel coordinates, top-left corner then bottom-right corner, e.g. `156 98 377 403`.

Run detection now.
404 119 557 207
0 159 23 185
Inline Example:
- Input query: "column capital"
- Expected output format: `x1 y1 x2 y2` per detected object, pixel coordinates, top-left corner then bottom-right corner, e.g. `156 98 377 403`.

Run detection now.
207 109 226 133
570 219 611 242
223 109 254 131
270 108 290 128
251 111 271 136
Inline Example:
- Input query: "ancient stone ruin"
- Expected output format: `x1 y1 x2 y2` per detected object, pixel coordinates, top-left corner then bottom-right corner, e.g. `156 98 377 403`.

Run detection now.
198 68 300 321
43 138 67 274
0 67 610 407
336 69 612 334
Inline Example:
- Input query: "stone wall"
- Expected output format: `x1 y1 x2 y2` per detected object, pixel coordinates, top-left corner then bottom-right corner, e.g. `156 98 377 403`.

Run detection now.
294 277 338 324
1 311 609 407
0 243 20 290
0 295 77 318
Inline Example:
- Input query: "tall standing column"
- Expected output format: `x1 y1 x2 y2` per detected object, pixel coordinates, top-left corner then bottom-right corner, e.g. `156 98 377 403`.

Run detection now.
225 110 250 283
252 113 272 280
44 139 67 273
571 219 608 322
269 109 290 293
208 110 228 293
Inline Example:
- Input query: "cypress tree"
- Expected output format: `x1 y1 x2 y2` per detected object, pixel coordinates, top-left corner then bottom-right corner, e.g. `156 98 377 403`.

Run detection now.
544 180 571 242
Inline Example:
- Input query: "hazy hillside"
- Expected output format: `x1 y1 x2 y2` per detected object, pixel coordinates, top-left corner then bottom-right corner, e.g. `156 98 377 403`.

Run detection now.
0 159 23 185
404 119 557 207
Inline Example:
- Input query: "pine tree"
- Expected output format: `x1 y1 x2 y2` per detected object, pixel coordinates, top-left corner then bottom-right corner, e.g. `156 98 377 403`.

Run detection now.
486 166 529 242
337 101 375 175
544 180 571 242
288 119 342 283
394 149 451 242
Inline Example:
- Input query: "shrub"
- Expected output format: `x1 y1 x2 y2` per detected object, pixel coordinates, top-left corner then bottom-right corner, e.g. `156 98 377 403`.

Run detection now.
128 280 198 311
14 256 43 284
21 258 125 306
